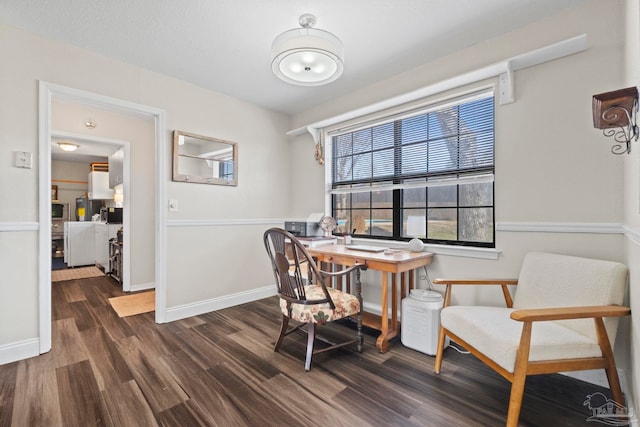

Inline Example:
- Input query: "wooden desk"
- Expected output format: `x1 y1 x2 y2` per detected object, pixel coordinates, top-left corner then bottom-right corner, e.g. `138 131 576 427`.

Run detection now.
306 244 433 352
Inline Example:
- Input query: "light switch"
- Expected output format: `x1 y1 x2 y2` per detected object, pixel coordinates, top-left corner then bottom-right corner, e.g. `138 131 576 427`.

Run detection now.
15 151 32 169
169 199 179 212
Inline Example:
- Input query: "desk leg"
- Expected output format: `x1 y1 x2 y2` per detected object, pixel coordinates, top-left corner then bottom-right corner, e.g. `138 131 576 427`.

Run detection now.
376 272 390 352
391 274 398 331
376 272 404 353
400 272 407 301
335 268 343 291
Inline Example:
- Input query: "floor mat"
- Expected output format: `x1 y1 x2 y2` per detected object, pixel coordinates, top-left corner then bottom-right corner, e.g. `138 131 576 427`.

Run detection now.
51 257 67 270
52 266 104 282
108 291 155 318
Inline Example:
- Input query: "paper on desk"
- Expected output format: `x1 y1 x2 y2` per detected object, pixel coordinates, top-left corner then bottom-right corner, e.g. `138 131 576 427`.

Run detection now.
307 212 324 223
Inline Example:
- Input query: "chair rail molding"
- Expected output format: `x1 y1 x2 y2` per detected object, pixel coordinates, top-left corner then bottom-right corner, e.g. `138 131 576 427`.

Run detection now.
623 224 640 246
0 222 39 232
497 222 624 234
167 218 283 227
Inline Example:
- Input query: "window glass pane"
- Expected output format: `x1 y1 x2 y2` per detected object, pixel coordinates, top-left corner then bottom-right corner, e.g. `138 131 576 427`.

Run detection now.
459 131 494 169
371 210 393 237
403 185 427 207
401 142 428 174
372 149 394 177
352 189 370 208
428 208 457 240
401 114 428 144
428 185 456 207
428 107 458 139
334 134 352 157
428 137 458 172
333 156 353 182
459 182 493 207
333 192 351 211
373 123 394 150
353 129 372 154
460 97 493 132
352 153 372 180
403 210 426 238
372 188 393 209
334 208 350 233
459 208 494 242
351 210 369 234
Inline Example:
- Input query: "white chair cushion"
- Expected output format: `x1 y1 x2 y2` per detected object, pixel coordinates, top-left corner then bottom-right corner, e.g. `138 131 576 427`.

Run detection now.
441 306 603 373
513 252 628 343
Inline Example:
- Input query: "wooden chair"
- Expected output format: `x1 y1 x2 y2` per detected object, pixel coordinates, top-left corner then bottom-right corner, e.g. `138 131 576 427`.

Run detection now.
433 252 630 427
263 227 365 371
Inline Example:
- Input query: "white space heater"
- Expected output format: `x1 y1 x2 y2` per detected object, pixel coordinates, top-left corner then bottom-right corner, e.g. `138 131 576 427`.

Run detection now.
401 289 449 356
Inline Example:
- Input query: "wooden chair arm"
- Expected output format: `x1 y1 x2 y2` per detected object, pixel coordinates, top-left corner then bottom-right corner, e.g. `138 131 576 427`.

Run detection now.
435 278 518 308
511 305 631 322
433 278 519 286
320 263 366 278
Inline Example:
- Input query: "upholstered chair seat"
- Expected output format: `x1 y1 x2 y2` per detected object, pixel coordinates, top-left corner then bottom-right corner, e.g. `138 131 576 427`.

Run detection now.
279 285 360 324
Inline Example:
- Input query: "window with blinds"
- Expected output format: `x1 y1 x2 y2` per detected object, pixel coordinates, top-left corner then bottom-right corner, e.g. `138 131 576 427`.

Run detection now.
330 91 495 247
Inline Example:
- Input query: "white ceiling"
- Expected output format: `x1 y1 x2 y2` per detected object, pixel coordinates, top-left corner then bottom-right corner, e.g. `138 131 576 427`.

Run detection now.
51 136 119 163
1 0 584 117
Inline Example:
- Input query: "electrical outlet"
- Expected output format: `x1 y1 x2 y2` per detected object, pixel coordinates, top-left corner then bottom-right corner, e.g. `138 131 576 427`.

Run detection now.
15 151 32 169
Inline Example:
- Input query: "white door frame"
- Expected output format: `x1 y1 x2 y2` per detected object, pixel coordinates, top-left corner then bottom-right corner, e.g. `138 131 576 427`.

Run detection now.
38 81 168 353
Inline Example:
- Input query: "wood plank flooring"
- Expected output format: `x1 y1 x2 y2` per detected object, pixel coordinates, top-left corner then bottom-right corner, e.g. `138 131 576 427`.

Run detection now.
0 275 616 426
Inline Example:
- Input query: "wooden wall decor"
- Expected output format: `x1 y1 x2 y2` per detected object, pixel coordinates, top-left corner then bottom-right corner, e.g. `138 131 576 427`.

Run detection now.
592 86 639 154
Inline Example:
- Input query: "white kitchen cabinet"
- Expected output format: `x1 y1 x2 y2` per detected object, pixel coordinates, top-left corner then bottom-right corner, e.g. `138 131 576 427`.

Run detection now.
94 223 121 271
88 171 114 200
109 148 124 188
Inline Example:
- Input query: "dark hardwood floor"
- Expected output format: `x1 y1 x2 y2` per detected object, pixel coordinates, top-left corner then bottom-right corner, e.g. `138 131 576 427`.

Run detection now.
0 275 615 426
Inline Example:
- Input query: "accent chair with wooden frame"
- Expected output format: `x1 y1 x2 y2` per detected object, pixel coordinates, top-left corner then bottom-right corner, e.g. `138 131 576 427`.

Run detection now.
263 228 365 371
434 252 630 427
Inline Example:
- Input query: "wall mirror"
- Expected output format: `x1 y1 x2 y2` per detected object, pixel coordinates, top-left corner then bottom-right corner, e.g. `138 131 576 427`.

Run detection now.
172 130 238 186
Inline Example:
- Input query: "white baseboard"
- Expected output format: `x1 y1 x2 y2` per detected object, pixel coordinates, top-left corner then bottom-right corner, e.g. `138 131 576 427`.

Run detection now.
129 282 155 292
0 338 40 365
563 369 610 388
164 285 277 323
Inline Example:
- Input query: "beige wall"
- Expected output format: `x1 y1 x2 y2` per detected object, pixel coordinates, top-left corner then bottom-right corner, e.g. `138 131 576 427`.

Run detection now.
0 23 289 356
289 0 634 382
52 159 92 212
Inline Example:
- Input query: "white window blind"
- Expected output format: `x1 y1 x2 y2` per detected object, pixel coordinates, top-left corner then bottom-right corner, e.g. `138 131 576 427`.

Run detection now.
330 90 495 247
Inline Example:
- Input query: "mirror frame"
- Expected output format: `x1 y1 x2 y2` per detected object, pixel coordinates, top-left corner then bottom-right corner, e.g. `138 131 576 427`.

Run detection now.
172 130 238 186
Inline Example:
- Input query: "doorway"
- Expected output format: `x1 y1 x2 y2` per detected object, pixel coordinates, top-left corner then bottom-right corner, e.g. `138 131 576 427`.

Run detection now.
38 81 168 354
50 133 128 277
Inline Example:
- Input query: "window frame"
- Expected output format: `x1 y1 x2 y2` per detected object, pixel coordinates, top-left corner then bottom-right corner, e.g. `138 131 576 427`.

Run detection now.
327 90 495 248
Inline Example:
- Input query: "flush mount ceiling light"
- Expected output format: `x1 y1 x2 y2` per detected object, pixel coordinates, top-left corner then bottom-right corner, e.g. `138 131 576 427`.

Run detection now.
57 141 79 152
271 13 344 86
